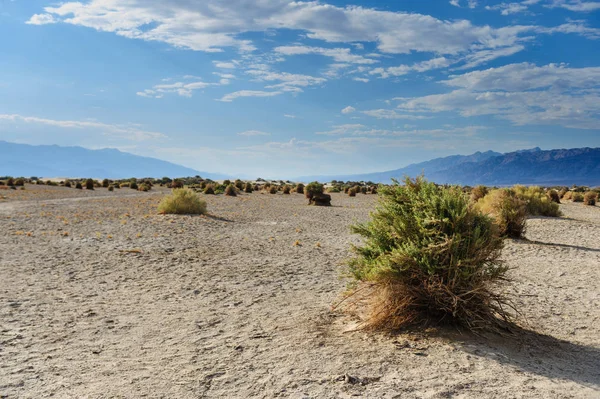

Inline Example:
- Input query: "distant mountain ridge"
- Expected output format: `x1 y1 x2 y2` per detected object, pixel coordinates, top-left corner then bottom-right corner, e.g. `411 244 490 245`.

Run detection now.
0 141 229 180
297 147 600 186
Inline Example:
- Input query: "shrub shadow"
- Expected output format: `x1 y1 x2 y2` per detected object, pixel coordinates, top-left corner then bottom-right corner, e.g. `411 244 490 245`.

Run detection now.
439 325 600 388
516 238 600 253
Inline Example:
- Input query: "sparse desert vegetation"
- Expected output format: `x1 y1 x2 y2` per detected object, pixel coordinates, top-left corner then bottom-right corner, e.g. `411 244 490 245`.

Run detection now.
1 178 599 398
158 188 207 215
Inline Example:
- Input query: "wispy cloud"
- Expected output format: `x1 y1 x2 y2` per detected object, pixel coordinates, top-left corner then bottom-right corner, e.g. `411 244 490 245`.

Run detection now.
238 130 270 136
0 114 165 141
218 90 283 102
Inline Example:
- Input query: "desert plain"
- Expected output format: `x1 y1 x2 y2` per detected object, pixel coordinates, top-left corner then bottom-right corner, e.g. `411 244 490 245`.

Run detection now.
1 184 599 398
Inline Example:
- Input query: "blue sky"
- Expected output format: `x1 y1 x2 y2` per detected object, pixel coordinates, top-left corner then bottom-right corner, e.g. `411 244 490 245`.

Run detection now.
0 0 599 178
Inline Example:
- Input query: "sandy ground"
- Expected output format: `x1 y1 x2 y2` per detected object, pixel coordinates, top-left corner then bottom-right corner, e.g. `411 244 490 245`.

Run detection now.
1 184 599 398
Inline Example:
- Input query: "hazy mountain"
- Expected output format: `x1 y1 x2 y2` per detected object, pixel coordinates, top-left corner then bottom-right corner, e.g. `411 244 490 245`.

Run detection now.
296 150 503 183
0 141 229 180
297 147 600 187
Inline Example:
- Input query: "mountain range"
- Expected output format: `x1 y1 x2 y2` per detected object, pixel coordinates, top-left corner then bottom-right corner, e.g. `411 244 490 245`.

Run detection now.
298 147 600 186
0 141 228 180
1 141 598 186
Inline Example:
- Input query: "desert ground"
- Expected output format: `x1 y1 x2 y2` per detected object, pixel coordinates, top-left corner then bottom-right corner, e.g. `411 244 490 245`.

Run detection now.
1 184 599 398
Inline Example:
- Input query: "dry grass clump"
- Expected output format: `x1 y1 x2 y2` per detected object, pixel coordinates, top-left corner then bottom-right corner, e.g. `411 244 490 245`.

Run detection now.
572 192 584 202
225 184 237 196
108 185 114 192
470 185 489 202
282 185 291 194
85 179 95 190
64 180 72 188
269 185 278 194
547 189 560 204
477 189 527 238
512 185 561 217
296 183 305 194
348 177 510 332
158 188 207 215
137 183 151 192
584 191 597 206
75 182 83 189
348 187 357 197
244 183 253 193
203 184 215 195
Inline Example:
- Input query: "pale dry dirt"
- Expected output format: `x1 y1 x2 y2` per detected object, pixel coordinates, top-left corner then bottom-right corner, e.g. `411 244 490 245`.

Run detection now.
1 184 599 398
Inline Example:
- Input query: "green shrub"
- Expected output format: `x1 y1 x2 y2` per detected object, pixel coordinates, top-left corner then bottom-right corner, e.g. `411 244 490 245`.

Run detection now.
584 191 597 206
361 186 368 194
108 185 114 192
572 192 584 202
477 189 527 238
138 183 150 192
102 179 110 188
203 184 215 195
158 188 207 215
225 184 237 196
223 179 231 186
14 178 25 186
130 182 138 190
348 177 509 331
64 180 72 188
370 186 378 195
304 182 323 199
512 185 561 217
6 177 14 186
235 180 244 190
328 186 341 193
85 179 94 190
75 182 83 189
296 183 305 194
244 183 253 193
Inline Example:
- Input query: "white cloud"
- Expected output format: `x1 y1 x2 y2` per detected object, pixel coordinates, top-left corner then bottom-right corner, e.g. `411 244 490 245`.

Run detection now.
247 69 326 92
547 0 600 11
213 61 237 69
274 46 378 64
341 106 356 114
284 114 297 118
219 90 283 102
361 109 428 120
450 0 461 7
28 0 559 57
370 57 452 78
238 130 270 136
26 13 56 25
0 114 165 141
137 76 227 98
487 0 599 14
395 63 600 129
353 77 369 83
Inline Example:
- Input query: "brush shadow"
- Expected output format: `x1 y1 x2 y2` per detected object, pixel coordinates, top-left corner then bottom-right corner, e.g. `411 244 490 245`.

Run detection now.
515 238 600 253
436 325 600 388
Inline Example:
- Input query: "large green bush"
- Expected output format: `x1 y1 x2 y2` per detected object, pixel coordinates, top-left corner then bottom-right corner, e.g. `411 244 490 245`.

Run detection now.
348 177 510 331
158 188 207 215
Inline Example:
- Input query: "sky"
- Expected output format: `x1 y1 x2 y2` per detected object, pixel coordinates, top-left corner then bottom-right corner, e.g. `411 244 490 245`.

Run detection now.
0 0 599 179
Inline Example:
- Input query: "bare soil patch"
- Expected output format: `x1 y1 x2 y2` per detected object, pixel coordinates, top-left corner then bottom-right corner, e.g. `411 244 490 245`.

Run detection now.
1 186 598 398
